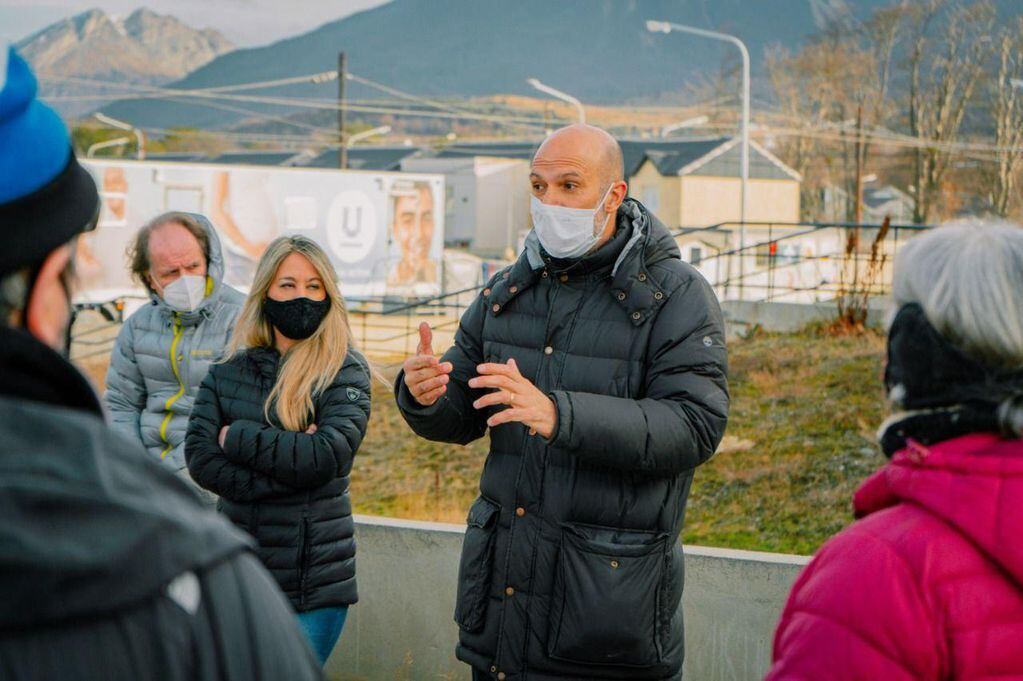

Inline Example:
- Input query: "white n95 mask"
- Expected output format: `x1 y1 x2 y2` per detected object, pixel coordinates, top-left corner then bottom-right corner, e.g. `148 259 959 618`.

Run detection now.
530 183 615 259
160 274 207 312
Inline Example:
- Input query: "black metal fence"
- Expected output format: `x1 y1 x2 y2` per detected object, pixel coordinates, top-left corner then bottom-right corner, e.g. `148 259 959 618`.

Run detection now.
671 220 932 303
70 287 485 364
71 220 933 364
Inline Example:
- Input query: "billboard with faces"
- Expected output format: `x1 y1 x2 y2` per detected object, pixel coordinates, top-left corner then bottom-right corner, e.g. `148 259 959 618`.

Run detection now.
79 159 445 301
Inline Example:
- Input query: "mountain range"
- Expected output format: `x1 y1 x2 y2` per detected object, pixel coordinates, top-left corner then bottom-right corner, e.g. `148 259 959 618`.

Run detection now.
93 0 895 130
16 8 234 117
17 0 1021 129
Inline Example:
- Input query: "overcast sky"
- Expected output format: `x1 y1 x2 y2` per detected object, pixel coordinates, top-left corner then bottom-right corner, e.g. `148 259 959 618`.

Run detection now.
0 0 390 46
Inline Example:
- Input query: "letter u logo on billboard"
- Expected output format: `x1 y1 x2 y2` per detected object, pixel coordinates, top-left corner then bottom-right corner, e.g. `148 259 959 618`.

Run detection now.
341 205 363 238
327 190 378 264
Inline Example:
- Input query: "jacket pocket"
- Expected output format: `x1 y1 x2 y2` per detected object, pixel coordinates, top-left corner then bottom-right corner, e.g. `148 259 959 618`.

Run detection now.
548 524 667 668
454 496 500 632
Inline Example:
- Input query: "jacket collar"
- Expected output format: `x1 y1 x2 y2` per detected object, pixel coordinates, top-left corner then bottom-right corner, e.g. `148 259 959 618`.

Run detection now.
489 198 679 326
0 324 102 416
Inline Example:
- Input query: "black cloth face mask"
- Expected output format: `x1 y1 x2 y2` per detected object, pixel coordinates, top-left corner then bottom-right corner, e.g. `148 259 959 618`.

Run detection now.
263 296 330 341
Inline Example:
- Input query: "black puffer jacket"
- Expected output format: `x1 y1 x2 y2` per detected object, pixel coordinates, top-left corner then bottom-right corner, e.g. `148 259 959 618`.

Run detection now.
397 199 729 681
185 346 371 612
0 325 322 681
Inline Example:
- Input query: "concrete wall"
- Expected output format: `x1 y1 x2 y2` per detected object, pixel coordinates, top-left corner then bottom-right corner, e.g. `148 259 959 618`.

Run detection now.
327 516 810 681
721 299 890 337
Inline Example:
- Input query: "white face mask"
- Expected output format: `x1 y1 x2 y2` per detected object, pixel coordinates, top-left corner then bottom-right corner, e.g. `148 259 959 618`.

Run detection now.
157 274 207 312
530 183 615 259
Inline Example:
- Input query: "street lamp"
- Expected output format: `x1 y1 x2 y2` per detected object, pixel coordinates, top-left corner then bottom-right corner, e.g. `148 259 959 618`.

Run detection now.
346 125 392 147
87 136 132 158
341 125 391 169
647 19 751 298
661 115 710 137
93 112 146 160
527 78 585 124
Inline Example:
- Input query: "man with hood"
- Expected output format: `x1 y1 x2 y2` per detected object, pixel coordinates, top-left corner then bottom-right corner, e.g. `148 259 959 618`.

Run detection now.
396 124 729 681
106 210 245 487
0 45 321 680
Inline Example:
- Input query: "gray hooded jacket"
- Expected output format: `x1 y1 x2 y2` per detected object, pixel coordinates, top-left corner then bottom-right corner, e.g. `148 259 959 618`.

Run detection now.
105 214 246 470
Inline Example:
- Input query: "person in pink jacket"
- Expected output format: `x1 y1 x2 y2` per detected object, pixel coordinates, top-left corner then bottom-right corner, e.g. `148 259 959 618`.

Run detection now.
767 221 1023 681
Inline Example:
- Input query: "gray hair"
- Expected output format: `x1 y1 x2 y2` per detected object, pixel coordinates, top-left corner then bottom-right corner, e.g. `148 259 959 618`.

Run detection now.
892 220 1023 370
128 212 211 294
892 220 1023 438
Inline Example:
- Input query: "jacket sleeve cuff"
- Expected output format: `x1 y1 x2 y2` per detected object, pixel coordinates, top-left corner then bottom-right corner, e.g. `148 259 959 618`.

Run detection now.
394 369 448 418
548 390 576 449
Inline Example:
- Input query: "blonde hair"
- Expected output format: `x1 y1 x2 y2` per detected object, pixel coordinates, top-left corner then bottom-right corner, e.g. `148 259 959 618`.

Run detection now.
228 236 356 431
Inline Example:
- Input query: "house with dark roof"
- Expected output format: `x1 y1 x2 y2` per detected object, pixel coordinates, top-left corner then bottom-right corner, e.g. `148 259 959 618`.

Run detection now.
299 145 425 171
628 137 802 231
431 138 801 229
206 150 314 167
195 146 425 172
143 152 211 163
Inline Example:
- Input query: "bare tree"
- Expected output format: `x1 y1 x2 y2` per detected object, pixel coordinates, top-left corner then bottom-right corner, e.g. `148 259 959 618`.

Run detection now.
765 45 826 218
905 0 995 224
989 18 1023 217
766 6 903 224
845 8 902 223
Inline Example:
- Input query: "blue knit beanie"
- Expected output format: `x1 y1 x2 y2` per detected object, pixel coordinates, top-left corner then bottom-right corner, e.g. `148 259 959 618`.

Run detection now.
0 45 99 274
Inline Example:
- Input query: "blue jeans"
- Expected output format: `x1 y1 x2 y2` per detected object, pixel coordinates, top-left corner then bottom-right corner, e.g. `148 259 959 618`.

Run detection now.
296 606 348 665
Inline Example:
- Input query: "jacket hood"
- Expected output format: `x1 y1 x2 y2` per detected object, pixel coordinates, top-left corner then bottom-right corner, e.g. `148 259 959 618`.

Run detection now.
0 322 250 627
855 434 1023 588
0 397 251 628
149 212 230 325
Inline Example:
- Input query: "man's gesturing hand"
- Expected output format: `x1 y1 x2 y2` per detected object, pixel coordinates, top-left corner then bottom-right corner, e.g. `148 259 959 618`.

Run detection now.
402 322 453 407
469 358 557 439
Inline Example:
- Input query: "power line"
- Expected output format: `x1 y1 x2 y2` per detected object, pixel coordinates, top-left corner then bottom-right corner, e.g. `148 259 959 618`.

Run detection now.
40 75 1023 161
40 72 555 131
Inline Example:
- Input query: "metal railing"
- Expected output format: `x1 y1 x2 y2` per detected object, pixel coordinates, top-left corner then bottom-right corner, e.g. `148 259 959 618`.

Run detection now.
69 299 132 362
345 285 484 359
671 220 932 303
70 287 486 365
70 220 932 364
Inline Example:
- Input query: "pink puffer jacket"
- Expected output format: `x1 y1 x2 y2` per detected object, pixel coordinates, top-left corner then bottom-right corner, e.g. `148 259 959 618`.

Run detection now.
767 434 1023 680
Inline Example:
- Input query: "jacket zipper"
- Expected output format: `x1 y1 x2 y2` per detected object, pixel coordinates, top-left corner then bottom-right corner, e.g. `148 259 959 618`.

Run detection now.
159 315 185 459
298 511 311 608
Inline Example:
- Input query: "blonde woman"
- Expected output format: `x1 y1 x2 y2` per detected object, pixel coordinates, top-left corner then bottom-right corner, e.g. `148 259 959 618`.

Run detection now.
185 235 371 665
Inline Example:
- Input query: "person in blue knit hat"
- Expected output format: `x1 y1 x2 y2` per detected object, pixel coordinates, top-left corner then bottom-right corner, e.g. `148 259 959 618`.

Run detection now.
0 45 324 681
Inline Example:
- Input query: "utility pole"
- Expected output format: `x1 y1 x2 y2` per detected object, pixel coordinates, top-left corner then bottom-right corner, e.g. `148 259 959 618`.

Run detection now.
338 51 347 170
853 103 864 225
851 103 865 303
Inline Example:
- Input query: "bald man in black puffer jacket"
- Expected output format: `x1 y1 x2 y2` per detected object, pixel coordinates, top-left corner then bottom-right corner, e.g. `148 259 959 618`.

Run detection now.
397 125 729 681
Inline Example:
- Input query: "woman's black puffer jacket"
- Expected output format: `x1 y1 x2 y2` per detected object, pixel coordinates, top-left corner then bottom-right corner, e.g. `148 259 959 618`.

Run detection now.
185 346 371 611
